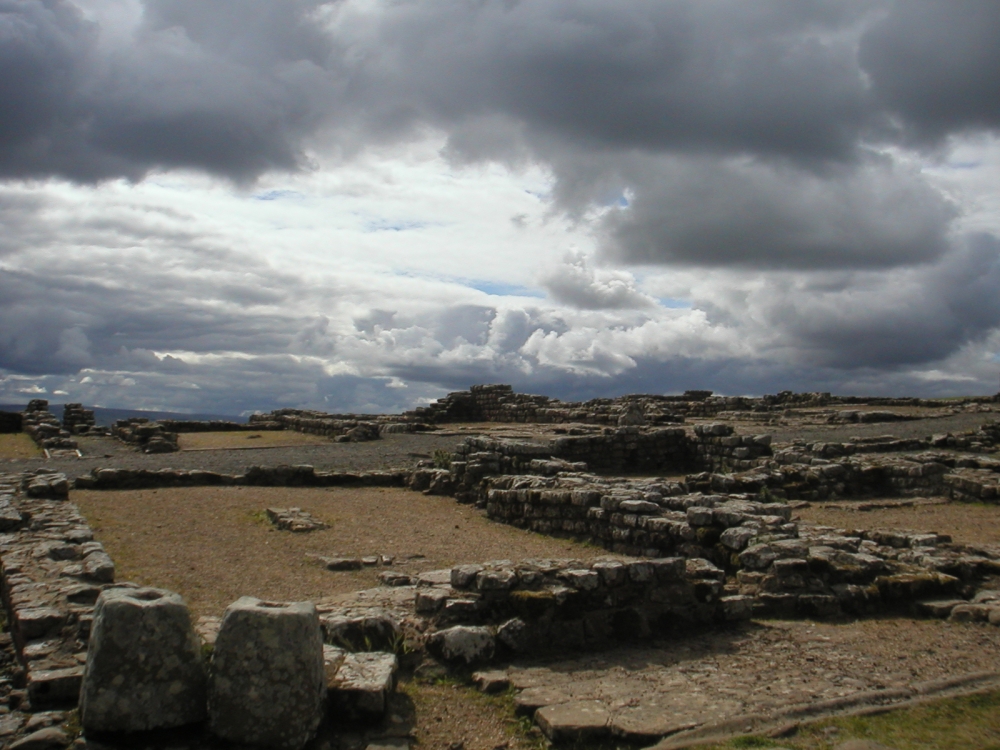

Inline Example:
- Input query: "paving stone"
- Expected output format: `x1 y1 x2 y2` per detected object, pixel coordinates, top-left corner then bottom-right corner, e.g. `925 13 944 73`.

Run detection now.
9 727 70 750
328 651 398 719
514 686 574 715
535 700 610 742
472 670 510 694
610 705 700 742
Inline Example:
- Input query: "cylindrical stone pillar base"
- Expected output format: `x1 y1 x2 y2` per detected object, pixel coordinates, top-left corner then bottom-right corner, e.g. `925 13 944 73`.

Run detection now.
208 597 326 749
80 587 207 732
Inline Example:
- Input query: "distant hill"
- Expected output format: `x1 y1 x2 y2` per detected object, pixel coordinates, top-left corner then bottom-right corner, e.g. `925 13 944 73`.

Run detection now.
0 403 246 427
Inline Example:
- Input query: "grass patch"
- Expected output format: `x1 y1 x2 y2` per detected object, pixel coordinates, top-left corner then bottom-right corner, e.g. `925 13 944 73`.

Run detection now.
0 433 42 459
693 688 1000 750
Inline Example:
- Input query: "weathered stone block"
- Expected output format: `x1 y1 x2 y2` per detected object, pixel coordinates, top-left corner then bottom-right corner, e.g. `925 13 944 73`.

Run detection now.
80 587 207 733
208 597 326 750
328 651 398 719
536 700 610 742
429 625 495 664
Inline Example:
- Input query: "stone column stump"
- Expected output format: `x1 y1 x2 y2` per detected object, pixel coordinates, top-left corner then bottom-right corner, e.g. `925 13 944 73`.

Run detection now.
208 597 326 750
80 587 207 732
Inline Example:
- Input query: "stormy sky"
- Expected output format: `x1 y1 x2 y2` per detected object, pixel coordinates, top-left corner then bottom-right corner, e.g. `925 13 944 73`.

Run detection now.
3 0 1000 414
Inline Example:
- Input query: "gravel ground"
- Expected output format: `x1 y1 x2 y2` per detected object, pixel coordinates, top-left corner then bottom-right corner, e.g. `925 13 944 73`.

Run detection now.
15 432 469 480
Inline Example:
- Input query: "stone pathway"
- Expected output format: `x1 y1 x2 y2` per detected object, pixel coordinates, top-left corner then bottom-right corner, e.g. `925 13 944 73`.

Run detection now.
504 617 1000 745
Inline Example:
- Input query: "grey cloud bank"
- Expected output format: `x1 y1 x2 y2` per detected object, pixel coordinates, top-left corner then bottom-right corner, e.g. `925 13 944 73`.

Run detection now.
2 0 1000 412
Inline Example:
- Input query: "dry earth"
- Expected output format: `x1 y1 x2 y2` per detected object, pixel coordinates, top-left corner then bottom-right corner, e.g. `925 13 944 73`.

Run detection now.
72 486 613 618
177 430 333 451
797 499 1000 549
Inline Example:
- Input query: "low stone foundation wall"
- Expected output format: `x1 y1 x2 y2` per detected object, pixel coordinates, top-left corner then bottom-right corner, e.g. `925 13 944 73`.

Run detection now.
112 418 179 453
402 383 1000 424
415 557 748 663
254 410 384 442
73 465 410 490
158 419 281 432
0 470 113 708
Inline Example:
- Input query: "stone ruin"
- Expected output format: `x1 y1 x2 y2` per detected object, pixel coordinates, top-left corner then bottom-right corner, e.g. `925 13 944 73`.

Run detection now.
61 404 95 435
3 384 1000 747
20 400 78 453
111 417 179 453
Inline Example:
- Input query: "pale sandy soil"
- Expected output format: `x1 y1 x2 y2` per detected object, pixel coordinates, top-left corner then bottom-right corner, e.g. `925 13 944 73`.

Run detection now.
177 430 333 451
73 485 611 618
796 499 1000 549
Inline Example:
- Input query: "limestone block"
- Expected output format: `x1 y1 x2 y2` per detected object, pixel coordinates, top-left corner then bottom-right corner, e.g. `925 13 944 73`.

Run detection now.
80 587 207 733
328 651 398 719
208 597 325 750
429 625 495 664
536 700 611 742
81 551 115 583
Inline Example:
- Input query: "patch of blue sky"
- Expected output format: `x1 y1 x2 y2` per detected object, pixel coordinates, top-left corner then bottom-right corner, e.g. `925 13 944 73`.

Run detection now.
658 297 693 309
363 218 433 233
254 189 304 201
468 280 546 298
524 189 550 201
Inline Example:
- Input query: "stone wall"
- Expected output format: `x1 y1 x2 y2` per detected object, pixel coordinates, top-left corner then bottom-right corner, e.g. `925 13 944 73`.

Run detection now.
416 556 749 662
405 384 1000 424
73 465 410 491
252 410 386 442
0 470 400 743
111 418 179 453
428 471 1000 624
444 425 772 503
62 403 95 435
0 469 111 708
21 400 77 451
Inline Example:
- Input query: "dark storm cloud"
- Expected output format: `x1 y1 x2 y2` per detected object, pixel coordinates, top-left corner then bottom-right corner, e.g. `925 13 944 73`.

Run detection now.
358 0 877 162
4 0 997 184
772 233 1000 367
598 153 956 269
0 0 334 182
860 0 1000 142
334 0 989 270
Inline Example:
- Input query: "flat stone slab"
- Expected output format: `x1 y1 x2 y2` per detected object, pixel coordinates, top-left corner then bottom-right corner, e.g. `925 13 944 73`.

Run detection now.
515 686 575 715
473 669 510 694
329 651 398 719
609 703 705 741
535 700 611 742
